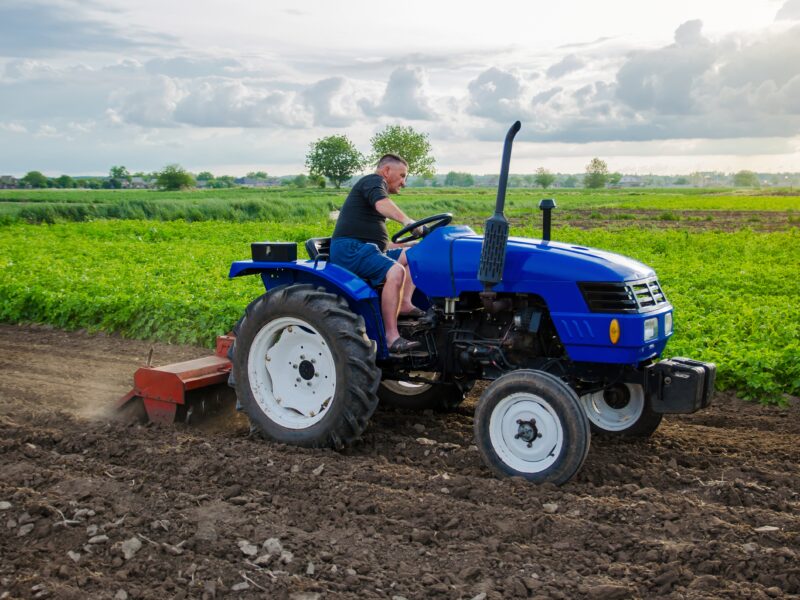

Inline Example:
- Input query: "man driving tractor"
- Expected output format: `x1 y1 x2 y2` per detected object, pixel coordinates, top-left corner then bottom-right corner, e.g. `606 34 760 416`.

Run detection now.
329 153 423 354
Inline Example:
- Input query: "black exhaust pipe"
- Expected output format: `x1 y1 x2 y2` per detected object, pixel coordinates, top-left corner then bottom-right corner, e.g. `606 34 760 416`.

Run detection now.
539 198 556 241
478 121 521 297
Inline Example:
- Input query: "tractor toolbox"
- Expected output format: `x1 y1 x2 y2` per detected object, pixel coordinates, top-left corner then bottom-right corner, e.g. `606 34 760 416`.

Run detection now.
251 242 297 262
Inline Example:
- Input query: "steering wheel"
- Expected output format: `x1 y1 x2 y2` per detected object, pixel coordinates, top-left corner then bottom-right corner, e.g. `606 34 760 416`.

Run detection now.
391 213 453 244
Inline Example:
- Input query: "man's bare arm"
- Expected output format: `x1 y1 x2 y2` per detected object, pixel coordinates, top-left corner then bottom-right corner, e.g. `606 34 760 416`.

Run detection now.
374 198 414 226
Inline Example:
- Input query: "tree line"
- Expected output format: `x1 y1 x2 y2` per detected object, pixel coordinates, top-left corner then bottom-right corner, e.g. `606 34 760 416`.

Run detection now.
9 121 776 191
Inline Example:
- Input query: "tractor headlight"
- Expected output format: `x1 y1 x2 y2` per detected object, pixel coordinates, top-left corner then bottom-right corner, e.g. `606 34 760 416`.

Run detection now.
664 312 673 335
644 317 659 341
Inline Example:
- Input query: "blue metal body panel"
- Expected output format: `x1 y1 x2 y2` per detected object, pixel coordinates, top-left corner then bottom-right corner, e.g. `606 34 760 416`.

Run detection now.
229 259 389 355
406 226 672 364
229 224 674 364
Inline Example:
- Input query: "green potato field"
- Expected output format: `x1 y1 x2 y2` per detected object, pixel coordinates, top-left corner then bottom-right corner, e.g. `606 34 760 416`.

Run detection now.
0 187 798 402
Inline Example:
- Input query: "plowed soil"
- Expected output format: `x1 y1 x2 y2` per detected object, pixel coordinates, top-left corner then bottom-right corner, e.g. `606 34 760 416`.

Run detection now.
1 324 797 600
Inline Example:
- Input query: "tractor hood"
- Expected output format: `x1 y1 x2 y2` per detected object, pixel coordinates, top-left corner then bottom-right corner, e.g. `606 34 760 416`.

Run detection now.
407 225 655 310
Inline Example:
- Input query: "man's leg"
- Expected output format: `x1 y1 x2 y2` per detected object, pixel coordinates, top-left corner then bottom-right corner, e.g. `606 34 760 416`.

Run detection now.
396 249 419 315
382 263 406 347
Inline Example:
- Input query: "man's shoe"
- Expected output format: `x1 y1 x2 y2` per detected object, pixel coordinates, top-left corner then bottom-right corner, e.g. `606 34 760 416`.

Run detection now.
398 307 426 319
388 336 421 354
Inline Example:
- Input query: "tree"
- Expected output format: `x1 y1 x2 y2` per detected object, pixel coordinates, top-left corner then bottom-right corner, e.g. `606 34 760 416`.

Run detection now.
20 170 48 188
55 174 75 188
292 174 309 188
444 171 475 187
584 158 609 189
107 165 131 189
534 167 556 189
305 135 364 188
733 170 759 187
156 164 195 190
562 175 578 188
80 178 102 189
608 172 622 186
246 171 268 180
210 175 236 188
197 171 214 181
309 173 327 188
110 165 130 180
369 125 435 177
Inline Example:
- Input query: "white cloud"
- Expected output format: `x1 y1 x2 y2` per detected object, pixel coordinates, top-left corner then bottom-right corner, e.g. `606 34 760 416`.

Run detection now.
111 75 183 127
303 77 360 127
360 67 435 120
776 0 800 20
0 122 27 133
467 67 529 121
144 56 242 79
35 124 60 137
173 80 312 128
507 20 800 143
546 55 585 79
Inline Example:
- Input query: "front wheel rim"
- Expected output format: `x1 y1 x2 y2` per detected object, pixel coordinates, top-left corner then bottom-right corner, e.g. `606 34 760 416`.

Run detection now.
488 392 563 474
247 316 337 429
580 383 644 432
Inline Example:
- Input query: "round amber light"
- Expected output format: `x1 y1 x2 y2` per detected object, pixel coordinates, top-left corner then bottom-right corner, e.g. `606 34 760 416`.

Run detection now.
609 319 620 344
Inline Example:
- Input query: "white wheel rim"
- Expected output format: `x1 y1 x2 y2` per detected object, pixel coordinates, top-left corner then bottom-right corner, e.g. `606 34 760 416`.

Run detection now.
579 383 644 432
488 392 563 474
381 372 437 396
247 317 337 429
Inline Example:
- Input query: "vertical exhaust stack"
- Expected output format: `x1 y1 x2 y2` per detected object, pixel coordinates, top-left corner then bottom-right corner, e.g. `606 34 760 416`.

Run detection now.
478 121 521 312
539 198 556 241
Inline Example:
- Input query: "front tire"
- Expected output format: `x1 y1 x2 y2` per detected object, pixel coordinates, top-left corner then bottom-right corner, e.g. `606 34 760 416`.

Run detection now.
579 383 663 437
474 370 590 485
231 284 380 449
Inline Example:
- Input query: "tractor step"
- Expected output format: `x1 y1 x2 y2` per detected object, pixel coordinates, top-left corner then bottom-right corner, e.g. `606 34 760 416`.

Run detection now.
117 335 234 424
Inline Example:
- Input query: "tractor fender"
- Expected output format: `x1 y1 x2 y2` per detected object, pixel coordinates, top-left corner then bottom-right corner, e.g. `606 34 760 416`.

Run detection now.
229 259 388 356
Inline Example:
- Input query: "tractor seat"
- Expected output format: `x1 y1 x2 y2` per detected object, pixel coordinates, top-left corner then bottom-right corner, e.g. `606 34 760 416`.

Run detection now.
304 236 384 292
305 237 331 260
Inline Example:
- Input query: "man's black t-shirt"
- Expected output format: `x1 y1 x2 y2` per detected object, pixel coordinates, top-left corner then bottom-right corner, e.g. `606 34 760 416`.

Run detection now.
331 174 390 251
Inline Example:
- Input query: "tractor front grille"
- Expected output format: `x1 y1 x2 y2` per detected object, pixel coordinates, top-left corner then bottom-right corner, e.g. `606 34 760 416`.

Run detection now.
579 278 668 313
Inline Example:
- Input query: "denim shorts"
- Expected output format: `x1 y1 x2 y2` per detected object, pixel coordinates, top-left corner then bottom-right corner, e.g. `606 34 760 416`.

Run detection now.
329 237 403 286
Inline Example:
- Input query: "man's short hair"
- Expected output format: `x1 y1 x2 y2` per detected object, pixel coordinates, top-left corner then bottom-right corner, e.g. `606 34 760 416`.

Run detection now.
376 153 408 170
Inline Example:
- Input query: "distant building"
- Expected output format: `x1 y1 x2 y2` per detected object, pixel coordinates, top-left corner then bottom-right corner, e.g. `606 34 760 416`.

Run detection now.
234 177 281 188
619 175 644 187
129 176 152 189
0 175 18 189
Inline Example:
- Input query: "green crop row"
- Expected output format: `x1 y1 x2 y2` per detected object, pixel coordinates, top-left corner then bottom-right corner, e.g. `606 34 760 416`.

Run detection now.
1 187 798 224
0 221 798 403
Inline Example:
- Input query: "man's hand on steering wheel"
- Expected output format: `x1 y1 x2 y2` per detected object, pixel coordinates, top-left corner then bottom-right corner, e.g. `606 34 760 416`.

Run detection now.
392 213 453 245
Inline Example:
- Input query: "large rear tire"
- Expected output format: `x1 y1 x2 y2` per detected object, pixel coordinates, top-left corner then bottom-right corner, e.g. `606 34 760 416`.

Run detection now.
231 284 380 449
378 374 466 411
474 370 590 485
579 383 663 437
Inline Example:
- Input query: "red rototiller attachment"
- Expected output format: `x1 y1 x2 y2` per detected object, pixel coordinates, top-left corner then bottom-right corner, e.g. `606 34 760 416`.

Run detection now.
117 335 235 424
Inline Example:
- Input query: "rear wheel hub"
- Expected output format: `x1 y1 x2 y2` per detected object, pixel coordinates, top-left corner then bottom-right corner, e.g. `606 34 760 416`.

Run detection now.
298 360 315 380
515 418 541 447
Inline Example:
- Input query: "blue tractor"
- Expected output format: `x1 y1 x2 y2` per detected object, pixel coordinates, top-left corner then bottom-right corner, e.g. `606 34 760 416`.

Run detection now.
226 122 715 484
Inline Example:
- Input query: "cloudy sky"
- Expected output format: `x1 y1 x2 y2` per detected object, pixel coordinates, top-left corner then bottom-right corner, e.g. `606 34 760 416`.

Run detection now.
2 0 800 176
